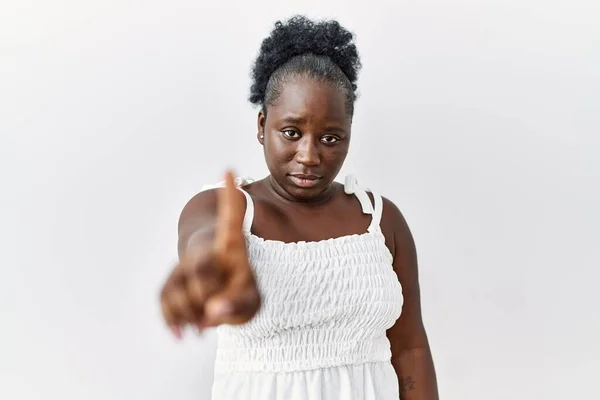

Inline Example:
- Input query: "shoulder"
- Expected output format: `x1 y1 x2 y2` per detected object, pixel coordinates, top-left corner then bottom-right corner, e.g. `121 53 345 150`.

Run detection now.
179 176 256 231
378 195 416 262
178 189 219 233
381 196 410 231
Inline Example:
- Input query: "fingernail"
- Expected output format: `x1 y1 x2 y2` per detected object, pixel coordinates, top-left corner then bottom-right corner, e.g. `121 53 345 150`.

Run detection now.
212 301 234 318
170 325 182 339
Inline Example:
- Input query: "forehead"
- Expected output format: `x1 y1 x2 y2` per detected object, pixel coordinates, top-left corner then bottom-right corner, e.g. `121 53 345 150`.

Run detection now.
267 76 350 125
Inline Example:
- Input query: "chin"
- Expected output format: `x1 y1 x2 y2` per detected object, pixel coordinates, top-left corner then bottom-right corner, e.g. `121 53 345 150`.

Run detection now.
287 187 321 200
285 181 330 200
269 174 331 201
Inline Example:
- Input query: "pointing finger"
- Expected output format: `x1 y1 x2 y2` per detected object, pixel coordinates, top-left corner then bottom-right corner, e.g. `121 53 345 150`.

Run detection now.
215 170 246 250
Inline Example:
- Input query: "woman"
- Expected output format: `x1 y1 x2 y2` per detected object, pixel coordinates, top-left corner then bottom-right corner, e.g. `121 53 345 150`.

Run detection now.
160 15 439 399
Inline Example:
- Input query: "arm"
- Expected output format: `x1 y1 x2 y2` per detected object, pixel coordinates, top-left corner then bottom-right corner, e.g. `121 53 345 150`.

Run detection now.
177 189 219 260
162 174 259 333
384 199 439 399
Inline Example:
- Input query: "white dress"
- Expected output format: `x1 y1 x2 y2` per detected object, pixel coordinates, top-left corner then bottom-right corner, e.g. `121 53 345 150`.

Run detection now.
206 176 404 400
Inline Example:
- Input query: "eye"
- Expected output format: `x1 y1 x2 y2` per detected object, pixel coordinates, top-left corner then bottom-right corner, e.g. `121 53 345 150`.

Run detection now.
282 129 301 140
321 135 340 145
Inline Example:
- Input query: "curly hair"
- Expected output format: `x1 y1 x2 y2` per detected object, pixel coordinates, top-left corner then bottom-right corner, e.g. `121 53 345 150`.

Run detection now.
249 15 362 116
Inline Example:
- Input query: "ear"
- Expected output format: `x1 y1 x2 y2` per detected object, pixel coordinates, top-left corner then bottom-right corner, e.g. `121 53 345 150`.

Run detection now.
257 110 266 145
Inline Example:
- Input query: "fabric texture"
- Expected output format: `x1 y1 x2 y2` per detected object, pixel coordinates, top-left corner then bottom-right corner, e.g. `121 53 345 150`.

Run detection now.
203 176 403 400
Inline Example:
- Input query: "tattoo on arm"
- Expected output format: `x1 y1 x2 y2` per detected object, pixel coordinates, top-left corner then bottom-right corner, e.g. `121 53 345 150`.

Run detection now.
400 376 416 394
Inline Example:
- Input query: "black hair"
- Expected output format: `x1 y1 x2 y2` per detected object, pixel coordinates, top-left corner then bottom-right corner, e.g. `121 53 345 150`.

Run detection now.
249 15 361 116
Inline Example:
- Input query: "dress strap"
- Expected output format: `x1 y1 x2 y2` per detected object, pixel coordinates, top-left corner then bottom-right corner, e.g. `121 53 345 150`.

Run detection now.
237 187 254 234
368 190 383 233
344 175 373 214
200 176 255 234
344 175 383 233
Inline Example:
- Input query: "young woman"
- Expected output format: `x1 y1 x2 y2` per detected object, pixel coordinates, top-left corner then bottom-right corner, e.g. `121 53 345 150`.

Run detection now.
160 15 439 399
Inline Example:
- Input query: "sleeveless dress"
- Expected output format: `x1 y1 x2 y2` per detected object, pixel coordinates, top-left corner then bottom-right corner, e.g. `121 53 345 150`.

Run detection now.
203 175 404 400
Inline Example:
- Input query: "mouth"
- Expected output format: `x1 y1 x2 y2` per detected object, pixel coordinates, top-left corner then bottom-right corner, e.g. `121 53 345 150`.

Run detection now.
288 174 322 188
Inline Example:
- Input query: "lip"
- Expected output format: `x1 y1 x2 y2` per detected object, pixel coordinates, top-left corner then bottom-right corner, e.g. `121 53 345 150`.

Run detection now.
288 174 322 188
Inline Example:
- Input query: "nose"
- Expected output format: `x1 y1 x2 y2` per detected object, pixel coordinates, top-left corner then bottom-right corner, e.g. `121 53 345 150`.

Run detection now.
295 137 320 167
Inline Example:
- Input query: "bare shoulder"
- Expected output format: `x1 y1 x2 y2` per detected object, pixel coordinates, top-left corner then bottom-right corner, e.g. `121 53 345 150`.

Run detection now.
178 179 255 234
178 189 220 237
381 197 411 233
379 196 416 263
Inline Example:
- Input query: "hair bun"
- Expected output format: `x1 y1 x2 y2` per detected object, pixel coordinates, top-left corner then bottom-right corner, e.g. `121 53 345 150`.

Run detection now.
250 15 361 106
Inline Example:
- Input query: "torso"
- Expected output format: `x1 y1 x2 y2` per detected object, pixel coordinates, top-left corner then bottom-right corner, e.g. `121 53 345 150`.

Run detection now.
243 178 396 258
210 174 403 399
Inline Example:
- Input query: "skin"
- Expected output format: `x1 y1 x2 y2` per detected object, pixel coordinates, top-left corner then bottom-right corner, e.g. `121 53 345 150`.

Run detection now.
160 75 438 399
162 172 260 334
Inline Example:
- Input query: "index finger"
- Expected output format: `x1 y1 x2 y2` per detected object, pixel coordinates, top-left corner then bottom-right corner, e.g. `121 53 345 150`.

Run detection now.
214 170 246 248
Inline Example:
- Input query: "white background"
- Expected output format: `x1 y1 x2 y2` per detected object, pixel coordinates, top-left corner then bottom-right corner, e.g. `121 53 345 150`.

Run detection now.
1 1 599 399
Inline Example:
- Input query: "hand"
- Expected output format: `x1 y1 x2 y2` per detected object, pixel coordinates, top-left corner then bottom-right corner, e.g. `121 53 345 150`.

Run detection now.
160 171 261 338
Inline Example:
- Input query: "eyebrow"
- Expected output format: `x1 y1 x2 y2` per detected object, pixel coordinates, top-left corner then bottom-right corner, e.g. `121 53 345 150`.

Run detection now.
280 116 307 125
279 116 348 133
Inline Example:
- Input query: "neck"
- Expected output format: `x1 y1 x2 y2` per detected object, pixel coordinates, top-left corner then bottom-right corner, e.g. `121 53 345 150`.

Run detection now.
263 175 337 208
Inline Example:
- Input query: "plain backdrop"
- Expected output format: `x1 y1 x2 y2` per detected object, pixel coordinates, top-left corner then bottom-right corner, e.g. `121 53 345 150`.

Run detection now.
1 1 599 399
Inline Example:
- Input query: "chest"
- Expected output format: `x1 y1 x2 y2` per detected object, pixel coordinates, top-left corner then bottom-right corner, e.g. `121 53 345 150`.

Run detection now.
248 195 374 244
237 233 404 339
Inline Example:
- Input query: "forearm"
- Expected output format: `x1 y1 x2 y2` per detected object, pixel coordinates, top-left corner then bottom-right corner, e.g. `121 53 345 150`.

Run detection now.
391 346 438 400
